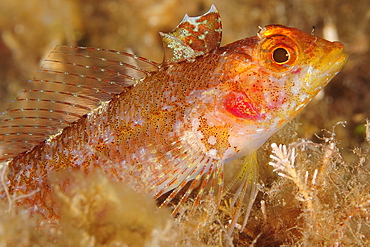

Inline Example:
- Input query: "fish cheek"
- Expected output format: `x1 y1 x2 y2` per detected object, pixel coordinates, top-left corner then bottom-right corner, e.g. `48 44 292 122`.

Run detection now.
223 91 265 120
218 54 266 121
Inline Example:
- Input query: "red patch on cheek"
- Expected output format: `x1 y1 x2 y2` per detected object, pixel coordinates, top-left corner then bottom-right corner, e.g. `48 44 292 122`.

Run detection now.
224 92 265 120
292 67 301 74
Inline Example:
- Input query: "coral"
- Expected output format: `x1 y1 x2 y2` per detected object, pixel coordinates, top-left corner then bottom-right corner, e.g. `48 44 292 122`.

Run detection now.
51 170 177 246
237 122 370 246
0 168 179 246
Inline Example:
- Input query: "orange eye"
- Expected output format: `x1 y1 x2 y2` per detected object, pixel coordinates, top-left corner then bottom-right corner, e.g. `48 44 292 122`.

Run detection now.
258 35 299 72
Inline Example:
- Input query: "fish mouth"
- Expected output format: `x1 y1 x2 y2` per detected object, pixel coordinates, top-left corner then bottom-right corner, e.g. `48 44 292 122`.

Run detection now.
305 41 348 92
317 41 348 74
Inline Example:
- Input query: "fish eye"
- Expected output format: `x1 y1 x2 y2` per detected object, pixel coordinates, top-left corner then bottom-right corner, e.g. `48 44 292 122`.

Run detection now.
258 35 298 72
272 48 289 64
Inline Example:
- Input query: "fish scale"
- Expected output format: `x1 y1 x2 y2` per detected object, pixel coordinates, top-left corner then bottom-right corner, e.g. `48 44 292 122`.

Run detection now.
0 5 347 235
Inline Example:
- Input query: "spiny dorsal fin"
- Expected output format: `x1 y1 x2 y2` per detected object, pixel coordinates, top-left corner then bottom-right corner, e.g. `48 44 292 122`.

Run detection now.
160 4 222 63
0 45 159 161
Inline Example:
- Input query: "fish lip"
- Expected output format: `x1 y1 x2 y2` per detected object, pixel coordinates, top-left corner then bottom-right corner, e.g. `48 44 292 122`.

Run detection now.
325 42 347 70
307 41 348 91
323 42 348 72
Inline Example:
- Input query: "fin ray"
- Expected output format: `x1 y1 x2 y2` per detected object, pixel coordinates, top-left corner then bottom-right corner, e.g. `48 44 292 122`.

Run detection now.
225 151 259 235
0 45 159 161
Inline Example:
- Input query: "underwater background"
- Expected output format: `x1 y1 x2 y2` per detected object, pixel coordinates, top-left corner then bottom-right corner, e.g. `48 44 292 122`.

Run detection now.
0 0 369 246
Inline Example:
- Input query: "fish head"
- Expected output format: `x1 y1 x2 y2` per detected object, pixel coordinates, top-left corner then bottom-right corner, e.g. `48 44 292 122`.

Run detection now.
208 25 347 161
255 24 348 115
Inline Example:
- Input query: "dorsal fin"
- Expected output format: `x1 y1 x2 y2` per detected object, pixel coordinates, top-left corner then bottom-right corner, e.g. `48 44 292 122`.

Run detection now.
160 4 222 63
0 45 159 161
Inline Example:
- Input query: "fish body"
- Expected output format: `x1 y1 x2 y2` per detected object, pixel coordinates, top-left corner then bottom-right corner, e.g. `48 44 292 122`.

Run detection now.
0 5 347 230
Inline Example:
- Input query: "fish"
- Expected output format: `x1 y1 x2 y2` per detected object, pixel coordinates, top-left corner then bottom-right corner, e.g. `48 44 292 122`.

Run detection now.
0 4 347 234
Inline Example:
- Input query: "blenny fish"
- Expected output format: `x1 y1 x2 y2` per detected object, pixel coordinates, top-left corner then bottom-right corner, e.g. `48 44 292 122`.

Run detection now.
0 5 347 234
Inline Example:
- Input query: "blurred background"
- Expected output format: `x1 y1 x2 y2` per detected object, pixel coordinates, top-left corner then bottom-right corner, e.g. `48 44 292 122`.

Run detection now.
0 0 369 152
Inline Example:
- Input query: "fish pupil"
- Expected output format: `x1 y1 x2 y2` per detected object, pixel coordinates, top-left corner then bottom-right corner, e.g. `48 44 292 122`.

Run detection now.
272 47 289 63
